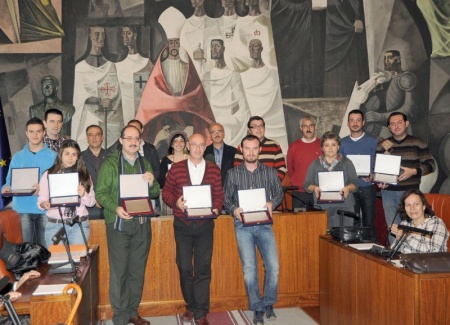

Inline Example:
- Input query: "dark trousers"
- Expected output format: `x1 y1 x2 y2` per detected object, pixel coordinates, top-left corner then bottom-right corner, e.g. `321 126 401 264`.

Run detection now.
106 221 151 325
174 218 214 320
353 185 376 229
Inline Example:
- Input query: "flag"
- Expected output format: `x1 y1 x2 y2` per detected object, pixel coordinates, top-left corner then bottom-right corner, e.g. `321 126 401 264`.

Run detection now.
0 98 12 210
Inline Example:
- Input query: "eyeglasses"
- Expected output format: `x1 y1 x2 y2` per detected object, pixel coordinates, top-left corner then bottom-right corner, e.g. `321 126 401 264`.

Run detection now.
249 125 264 130
122 136 140 142
189 143 206 149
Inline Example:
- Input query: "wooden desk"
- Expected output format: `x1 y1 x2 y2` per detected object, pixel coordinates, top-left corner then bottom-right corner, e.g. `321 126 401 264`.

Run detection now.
319 236 450 325
88 212 327 320
9 245 99 325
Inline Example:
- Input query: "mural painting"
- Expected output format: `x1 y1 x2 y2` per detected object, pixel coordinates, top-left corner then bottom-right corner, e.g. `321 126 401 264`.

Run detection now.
0 0 449 193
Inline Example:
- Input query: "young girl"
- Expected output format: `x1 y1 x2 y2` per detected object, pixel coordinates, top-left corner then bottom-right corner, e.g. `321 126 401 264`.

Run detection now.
38 140 95 247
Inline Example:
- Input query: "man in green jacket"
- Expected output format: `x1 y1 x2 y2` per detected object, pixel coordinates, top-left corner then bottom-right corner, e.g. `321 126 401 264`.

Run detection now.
96 125 160 325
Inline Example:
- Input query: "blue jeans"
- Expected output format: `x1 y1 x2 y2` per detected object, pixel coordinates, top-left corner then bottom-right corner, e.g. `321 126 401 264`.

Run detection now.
19 213 47 247
234 221 279 312
381 190 404 244
45 219 90 247
353 185 376 228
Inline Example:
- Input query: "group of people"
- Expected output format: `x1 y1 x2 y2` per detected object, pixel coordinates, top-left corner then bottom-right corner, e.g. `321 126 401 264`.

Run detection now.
1 104 449 325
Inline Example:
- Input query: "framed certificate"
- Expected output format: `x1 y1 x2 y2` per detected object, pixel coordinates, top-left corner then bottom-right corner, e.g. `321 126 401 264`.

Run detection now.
48 173 80 207
119 174 153 216
238 188 273 226
347 155 371 177
183 185 216 220
317 171 344 203
374 154 401 184
2 167 39 197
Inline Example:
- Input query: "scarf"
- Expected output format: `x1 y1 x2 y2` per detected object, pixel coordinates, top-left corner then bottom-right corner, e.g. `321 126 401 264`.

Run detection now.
319 153 343 172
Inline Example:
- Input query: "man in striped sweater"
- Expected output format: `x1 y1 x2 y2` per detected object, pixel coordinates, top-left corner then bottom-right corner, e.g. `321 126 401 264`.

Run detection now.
376 112 435 244
234 116 286 182
162 134 224 325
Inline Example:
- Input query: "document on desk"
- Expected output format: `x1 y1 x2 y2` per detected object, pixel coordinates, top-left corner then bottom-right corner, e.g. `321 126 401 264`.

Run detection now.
48 249 92 264
348 243 375 250
32 284 73 296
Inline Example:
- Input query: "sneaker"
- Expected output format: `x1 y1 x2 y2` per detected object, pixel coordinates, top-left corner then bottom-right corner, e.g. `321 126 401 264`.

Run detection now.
253 311 265 325
265 305 277 320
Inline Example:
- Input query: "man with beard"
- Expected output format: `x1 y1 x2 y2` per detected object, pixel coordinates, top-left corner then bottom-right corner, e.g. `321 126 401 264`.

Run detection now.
204 123 237 185
29 76 75 137
340 110 378 230
203 38 251 147
286 115 321 210
363 50 418 139
224 134 283 325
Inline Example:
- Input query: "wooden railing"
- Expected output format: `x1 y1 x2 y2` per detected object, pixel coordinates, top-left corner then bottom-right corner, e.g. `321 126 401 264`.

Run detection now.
88 211 327 320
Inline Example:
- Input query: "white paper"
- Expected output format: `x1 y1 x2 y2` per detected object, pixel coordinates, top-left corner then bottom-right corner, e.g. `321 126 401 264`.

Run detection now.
348 243 377 250
374 154 401 175
183 185 212 209
318 171 344 191
238 188 267 212
347 155 371 176
120 174 148 198
49 173 79 197
32 284 73 296
11 167 39 190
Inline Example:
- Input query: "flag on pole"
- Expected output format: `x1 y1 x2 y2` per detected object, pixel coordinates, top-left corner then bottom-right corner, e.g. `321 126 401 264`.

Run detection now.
0 98 12 210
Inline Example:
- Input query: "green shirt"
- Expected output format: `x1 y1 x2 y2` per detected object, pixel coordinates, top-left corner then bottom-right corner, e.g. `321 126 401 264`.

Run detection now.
96 150 161 224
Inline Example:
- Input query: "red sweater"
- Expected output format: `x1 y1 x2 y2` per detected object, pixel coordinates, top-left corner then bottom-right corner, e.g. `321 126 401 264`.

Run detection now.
287 138 321 191
162 160 224 224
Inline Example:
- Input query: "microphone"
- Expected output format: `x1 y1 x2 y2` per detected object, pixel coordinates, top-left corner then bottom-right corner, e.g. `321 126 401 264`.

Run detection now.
0 276 12 295
398 224 433 237
68 216 80 227
52 227 66 244
337 210 360 219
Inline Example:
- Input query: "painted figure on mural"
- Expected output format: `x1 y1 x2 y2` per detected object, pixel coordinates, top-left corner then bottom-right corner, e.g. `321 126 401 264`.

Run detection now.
362 50 418 140
29 75 75 137
116 26 154 125
231 0 276 70
240 39 288 153
71 26 123 150
323 0 368 97
203 38 251 147
180 0 221 78
136 7 215 159
217 0 238 68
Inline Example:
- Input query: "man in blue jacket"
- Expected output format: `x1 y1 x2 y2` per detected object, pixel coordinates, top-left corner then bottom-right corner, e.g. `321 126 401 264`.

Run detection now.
1 117 56 247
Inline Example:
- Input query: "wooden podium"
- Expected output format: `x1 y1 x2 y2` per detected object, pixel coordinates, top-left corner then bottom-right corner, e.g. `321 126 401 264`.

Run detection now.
7 245 99 325
319 236 450 325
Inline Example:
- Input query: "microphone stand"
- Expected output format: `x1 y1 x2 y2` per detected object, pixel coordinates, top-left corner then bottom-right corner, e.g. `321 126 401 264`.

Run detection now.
71 216 90 261
49 208 78 282
0 294 21 325
387 230 411 262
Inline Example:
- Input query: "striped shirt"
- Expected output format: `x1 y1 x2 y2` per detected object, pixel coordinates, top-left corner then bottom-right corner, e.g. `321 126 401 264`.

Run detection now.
234 137 286 181
162 159 224 224
376 135 435 191
391 216 449 253
224 161 284 215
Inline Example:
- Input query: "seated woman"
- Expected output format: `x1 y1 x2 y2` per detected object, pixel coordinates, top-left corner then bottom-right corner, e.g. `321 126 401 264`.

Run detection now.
304 132 359 228
391 189 449 253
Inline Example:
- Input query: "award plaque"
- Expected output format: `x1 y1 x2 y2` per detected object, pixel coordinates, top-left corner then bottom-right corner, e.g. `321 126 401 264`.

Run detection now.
120 174 154 216
183 185 217 220
2 167 39 197
49 173 80 207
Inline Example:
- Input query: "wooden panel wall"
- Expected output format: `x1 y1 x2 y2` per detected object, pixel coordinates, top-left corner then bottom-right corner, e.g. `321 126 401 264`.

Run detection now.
88 211 327 320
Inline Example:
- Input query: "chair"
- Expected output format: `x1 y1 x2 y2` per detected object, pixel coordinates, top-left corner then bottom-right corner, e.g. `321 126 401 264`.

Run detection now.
424 193 450 251
0 209 23 280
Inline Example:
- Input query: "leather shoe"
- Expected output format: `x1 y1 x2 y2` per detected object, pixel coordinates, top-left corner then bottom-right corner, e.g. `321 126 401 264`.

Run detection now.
195 316 209 325
129 315 150 325
181 310 194 321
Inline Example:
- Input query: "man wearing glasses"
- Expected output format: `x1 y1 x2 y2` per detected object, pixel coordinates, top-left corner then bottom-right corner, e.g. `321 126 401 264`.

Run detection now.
234 116 287 181
204 123 237 185
286 115 321 210
96 125 160 325
162 134 224 325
